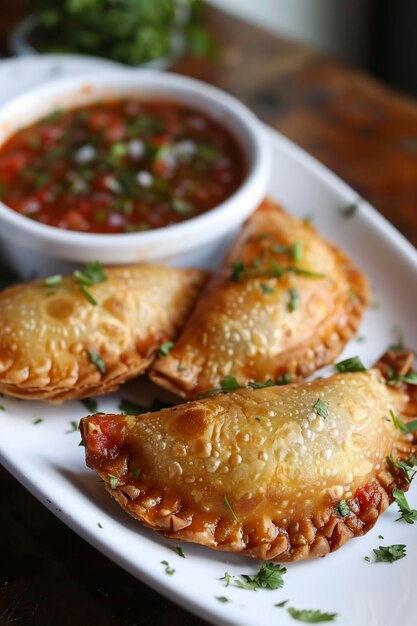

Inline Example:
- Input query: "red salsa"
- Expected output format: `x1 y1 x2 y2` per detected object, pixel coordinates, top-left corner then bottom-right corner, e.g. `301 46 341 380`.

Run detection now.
0 100 246 233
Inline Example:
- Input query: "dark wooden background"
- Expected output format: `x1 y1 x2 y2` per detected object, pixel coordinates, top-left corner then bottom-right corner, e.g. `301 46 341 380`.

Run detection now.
1 1 417 625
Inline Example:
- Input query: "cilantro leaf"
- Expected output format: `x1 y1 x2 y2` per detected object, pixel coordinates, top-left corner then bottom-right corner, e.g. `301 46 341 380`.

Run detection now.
288 607 337 622
392 488 417 523
118 398 171 415
373 544 406 562
216 596 229 603
74 261 107 286
44 274 62 287
334 356 366 373
388 456 417 484
220 572 232 587
220 376 241 392
161 560 175 575
288 288 299 312
108 474 119 489
88 349 106 373
338 203 358 219
389 410 417 434
81 398 98 414
65 420 78 433
260 282 274 295
157 341 174 357
291 241 303 262
234 563 287 591
335 499 350 517
314 398 329 418
175 546 186 558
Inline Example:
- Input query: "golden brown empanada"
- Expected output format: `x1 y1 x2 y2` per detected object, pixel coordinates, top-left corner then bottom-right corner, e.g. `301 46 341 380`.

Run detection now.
0 265 207 402
150 199 370 399
81 352 417 562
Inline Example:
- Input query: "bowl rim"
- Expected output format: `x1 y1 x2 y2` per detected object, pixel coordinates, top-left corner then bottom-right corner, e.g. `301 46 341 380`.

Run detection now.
0 69 270 248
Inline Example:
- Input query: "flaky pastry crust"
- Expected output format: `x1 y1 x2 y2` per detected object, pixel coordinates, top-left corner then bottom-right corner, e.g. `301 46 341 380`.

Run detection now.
0 266 207 402
150 198 370 399
81 353 417 562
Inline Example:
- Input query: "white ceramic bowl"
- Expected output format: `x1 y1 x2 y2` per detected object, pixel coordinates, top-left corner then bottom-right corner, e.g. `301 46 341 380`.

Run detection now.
0 70 271 278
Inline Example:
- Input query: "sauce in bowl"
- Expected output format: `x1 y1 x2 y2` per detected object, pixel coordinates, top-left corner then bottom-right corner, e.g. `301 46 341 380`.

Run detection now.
0 100 246 234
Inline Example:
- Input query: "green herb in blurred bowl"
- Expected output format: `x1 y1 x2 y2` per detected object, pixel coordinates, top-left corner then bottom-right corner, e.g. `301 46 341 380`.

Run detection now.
29 0 215 66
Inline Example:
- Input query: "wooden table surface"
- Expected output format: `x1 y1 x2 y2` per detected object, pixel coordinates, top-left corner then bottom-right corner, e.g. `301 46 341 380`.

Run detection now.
1 2 417 625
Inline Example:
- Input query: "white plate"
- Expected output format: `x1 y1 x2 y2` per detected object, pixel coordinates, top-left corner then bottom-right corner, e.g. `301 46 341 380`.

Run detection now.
1 56 417 626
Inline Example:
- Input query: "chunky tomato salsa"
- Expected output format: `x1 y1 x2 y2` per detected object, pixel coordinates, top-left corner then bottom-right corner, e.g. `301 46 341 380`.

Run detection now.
0 100 246 233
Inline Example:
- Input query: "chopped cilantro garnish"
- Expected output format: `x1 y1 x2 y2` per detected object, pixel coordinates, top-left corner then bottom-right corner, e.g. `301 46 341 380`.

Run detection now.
392 488 417 523
81 398 97 414
44 274 62 287
97 522 103 529
230 261 247 281
334 356 366 373
387 370 417 386
378 535 384 539
88 349 106 373
221 376 241 393
291 241 303 262
221 572 232 587
175 546 186 558
338 202 358 219
314 398 329 418
286 267 325 279
271 243 290 254
373 544 406 563
248 379 275 389
335 499 350 517
364 556 371 562
172 198 193 215
33 418 43 425
388 456 417 484
388 410 417 434
270 259 284 277
234 563 287 591
287 607 337 622
161 560 175 575
276 373 292 385
288 288 299 312
216 596 229 603
80 285 97 305
275 600 289 608
158 341 174 357
66 421 78 434
74 261 107 286
388 326 404 352
108 474 119 489
118 398 171 415
131 468 141 480
260 282 274 295
224 494 240 523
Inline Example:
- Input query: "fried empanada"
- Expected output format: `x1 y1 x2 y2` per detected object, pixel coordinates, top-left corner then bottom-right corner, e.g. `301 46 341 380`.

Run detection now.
81 352 417 562
0 265 207 402
150 199 370 399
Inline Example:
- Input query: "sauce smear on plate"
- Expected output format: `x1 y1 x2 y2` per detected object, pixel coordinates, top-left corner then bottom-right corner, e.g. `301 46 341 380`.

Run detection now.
0 100 246 233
